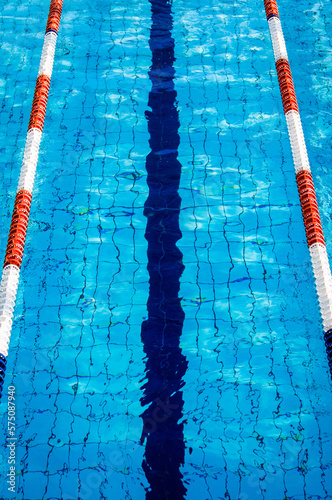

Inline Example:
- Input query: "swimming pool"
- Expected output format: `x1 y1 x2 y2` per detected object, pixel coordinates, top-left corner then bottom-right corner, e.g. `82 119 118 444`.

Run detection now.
0 0 332 498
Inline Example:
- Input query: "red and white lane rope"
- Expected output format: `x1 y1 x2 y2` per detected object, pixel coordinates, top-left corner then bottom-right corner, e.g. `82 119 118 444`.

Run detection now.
264 0 332 373
0 0 63 397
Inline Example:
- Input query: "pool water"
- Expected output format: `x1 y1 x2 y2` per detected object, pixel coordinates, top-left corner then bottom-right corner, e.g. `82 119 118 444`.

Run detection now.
0 0 332 498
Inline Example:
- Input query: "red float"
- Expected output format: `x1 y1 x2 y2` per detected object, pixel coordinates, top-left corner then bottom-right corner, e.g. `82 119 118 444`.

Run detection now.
264 0 279 19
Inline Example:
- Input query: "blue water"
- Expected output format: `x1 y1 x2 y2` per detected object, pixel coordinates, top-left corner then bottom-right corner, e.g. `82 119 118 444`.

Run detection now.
0 0 332 498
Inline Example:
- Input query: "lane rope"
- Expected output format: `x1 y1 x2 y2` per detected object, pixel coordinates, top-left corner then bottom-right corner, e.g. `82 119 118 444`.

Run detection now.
0 0 63 398
263 0 332 374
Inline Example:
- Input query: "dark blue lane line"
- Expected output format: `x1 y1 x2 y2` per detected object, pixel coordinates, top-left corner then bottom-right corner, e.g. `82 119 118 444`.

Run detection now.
140 0 188 498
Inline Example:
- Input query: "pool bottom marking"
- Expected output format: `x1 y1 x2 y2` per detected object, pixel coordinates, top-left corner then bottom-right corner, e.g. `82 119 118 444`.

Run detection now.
140 0 187 497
